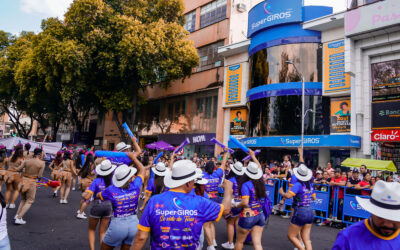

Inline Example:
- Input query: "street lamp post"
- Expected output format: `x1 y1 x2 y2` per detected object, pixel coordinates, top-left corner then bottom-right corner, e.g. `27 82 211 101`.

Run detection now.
286 60 305 150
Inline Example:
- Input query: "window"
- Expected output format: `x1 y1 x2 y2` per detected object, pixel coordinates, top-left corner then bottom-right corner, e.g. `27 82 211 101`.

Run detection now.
197 41 225 72
182 100 186 115
175 102 181 115
205 96 212 118
184 11 196 32
168 103 174 119
200 0 227 28
212 96 218 118
196 98 204 113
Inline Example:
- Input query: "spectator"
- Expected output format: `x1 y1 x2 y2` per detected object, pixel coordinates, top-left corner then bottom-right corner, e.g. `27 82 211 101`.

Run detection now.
346 169 361 195
386 175 393 182
371 176 376 185
263 167 274 186
356 173 373 196
314 171 323 184
329 168 347 221
359 165 368 180
325 162 334 174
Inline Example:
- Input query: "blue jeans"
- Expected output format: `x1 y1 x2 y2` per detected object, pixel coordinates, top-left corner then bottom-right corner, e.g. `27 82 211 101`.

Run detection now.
291 206 314 227
103 215 139 246
238 213 265 230
0 235 10 250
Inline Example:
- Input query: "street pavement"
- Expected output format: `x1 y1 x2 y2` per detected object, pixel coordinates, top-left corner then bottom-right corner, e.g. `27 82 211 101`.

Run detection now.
7 170 340 249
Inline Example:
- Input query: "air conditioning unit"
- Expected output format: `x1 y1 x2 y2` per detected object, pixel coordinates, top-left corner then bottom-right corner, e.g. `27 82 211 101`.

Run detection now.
236 3 246 13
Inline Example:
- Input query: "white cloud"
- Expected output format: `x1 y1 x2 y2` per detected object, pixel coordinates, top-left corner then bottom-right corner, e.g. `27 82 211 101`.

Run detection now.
20 0 73 18
305 0 347 13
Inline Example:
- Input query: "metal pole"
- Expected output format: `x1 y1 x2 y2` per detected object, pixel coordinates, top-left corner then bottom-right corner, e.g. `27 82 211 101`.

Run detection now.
301 75 305 150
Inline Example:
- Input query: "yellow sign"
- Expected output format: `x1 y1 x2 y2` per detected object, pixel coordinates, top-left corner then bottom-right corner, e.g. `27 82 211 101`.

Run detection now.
230 108 247 139
324 40 350 94
225 64 242 105
331 98 351 133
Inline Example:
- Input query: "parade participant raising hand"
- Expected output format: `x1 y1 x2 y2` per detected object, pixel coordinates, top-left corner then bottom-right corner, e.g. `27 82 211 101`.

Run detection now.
235 149 266 250
132 159 233 250
98 150 144 250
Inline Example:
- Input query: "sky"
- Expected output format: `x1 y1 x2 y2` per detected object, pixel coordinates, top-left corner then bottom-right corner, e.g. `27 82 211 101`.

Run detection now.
0 0 347 35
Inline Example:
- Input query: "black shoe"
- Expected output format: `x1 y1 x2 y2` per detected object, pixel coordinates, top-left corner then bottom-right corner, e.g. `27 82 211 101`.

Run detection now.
53 193 57 198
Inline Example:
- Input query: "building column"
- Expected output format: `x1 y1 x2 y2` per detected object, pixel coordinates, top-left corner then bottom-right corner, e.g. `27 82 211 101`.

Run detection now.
318 148 330 167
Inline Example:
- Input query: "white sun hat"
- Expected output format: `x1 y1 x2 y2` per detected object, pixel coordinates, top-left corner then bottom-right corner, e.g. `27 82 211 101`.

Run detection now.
115 142 131 152
356 180 400 222
96 160 116 176
293 163 313 182
164 160 198 189
194 168 208 185
244 162 263 180
231 161 245 176
112 164 137 187
152 162 169 177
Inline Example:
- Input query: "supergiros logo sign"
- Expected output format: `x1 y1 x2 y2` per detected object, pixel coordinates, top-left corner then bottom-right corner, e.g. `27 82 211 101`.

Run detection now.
248 0 303 37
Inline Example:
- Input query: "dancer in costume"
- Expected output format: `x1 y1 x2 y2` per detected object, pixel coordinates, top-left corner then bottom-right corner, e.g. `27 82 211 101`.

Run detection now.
235 150 266 250
23 143 32 160
59 150 77 204
48 151 63 197
14 148 45 224
76 152 95 219
0 146 8 192
81 159 116 250
98 151 144 250
4 144 24 208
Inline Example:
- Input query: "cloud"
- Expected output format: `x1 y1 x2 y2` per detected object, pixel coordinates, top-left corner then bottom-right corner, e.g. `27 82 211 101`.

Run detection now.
20 0 73 18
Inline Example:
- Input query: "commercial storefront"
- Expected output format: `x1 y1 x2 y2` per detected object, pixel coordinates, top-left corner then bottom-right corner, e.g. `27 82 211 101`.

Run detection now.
223 0 362 168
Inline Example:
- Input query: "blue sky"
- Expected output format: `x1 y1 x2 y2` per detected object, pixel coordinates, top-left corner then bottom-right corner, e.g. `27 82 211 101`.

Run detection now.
0 0 346 35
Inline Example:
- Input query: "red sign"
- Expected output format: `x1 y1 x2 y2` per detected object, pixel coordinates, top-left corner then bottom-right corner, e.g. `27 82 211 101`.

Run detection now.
372 130 400 142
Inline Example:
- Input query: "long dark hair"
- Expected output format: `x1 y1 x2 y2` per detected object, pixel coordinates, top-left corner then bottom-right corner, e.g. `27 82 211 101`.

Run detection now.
99 173 113 188
11 146 23 162
24 143 31 155
239 175 266 200
154 175 165 195
79 154 94 178
0 148 6 163
299 179 312 190
75 151 84 169
0 192 5 209
226 169 242 184
142 153 150 166
205 161 215 175
194 183 205 197
54 152 63 166
63 151 72 161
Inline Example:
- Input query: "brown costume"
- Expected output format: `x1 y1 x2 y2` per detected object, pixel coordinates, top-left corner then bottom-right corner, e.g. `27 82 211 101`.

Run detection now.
60 160 73 182
5 158 23 188
15 157 45 218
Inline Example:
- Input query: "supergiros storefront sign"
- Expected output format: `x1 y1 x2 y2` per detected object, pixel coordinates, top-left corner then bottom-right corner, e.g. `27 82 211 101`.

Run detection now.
247 0 303 37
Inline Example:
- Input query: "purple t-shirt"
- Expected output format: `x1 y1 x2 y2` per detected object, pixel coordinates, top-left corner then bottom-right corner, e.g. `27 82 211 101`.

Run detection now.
138 190 223 250
228 177 240 200
203 168 223 198
87 177 107 197
332 219 400 250
240 181 263 216
99 175 143 217
145 177 169 195
289 182 315 207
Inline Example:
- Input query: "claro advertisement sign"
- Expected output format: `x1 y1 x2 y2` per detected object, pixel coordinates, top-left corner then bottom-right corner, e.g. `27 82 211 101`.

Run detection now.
247 0 303 37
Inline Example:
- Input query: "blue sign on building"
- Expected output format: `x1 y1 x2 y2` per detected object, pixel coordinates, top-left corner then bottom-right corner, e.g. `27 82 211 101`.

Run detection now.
228 134 361 148
247 0 303 37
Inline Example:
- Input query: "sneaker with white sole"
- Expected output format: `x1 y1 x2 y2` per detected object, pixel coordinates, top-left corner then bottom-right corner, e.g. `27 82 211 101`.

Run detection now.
213 239 217 247
221 242 234 249
281 215 291 219
60 200 64 204
15 218 26 225
207 246 216 250
14 215 18 220
9 204 15 209
72 187 75 191
64 200 68 204
76 213 87 219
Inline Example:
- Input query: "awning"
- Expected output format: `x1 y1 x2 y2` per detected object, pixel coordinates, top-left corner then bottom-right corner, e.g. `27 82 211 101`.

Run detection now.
341 158 397 172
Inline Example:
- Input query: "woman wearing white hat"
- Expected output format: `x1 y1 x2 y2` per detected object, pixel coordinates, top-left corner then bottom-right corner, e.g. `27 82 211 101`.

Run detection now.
221 161 245 249
333 180 400 249
139 162 170 212
279 162 315 250
79 159 116 250
234 150 266 250
98 151 145 250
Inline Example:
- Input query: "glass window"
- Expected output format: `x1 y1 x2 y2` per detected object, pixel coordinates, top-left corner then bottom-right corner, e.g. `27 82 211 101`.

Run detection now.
184 11 196 32
196 98 204 113
175 102 181 115
212 96 218 118
168 103 174 119
205 96 212 118
197 41 225 72
182 100 186 115
200 0 227 28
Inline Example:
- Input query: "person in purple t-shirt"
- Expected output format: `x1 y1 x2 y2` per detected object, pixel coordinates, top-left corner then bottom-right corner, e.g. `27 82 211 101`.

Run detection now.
132 160 233 250
98 150 145 250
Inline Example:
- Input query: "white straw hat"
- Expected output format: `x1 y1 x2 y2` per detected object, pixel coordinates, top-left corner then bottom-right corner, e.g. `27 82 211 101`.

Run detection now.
356 180 400 222
293 163 313 182
112 164 137 187
152 162 169 177
164 160 198 188
244 162 263 180
95 160 116 176
194 168 208 185
115 142 131 152
231 161 245 176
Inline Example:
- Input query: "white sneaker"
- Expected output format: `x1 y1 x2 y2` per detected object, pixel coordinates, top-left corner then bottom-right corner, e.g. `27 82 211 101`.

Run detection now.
60 200 64 204
9 204 15 209
63 199 68 204
14 215 18 220
72 187 75 191
282 215 291 219
15 218 26 225
213 239 217 247
207 246 216 250
76 210 86 216
76 213 87 219
221 242 234 249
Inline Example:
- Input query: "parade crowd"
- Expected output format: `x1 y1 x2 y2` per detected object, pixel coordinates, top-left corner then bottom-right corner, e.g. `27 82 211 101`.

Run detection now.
0 134 398 250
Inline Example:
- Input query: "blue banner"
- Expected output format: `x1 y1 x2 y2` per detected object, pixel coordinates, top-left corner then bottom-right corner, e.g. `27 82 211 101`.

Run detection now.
265 184 275 203
343 195 371 219
311 191 329 211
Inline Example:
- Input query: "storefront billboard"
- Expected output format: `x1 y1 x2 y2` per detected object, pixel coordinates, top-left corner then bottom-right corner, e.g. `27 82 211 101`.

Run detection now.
372 100 400 129
371 130 400 142
323 40 351 94
230 108 247 139
247 0 303 38
225 64 242 105
330 98 351 133
371 59 400 102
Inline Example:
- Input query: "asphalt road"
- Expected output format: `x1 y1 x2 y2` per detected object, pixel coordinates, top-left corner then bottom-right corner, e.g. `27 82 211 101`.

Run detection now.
6 170 340 249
